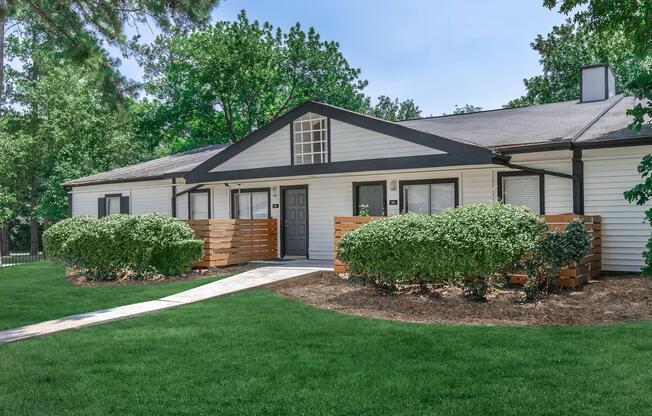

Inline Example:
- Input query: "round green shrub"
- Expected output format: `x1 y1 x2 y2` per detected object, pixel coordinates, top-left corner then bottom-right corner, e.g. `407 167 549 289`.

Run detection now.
337 202 546 285
43 214 204 280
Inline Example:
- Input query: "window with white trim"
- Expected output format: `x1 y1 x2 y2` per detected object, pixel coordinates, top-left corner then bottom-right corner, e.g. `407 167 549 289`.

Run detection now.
293 112 327 165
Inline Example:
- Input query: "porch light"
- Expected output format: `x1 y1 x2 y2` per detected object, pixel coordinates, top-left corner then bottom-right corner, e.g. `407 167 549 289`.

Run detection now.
389 180 397 191
272 186 278 198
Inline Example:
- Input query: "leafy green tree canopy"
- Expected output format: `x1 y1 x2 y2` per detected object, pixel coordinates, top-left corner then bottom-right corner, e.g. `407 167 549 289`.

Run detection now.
364 95 421 121
505 21 650 108
444 104 483 115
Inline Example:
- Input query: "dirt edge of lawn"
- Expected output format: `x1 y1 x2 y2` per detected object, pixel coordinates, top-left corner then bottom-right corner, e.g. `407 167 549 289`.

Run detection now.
268 272 652 326
65 264 257 287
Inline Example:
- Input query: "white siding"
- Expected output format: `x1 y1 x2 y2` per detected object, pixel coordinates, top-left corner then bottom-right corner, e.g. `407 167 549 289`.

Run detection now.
132 187 172 216
330 119 445 162
71 180 172 218
584 146 651 272
211 126 290 172
461 169 494 204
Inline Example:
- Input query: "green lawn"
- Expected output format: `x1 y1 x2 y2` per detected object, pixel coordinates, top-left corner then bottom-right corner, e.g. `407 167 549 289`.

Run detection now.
0 261 231 330
1 264 651 415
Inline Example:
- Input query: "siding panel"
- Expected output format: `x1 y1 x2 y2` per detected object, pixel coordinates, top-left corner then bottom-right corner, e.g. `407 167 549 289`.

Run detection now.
330 119 445 162
211 126 290 172
584 146 652 272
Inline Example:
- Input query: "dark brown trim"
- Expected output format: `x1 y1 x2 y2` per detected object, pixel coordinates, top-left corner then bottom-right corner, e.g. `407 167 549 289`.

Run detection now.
171 178 177 218
187 153 496 183
497 171 545 215
398 178 459 214
188 188 211 220
175 184 204 197
185 101 493 183
64 175 174 189
67 193 73 217
230 187 271 219
352 181 387 216
280 185 309 258
572 149 584 215
575 136 652 149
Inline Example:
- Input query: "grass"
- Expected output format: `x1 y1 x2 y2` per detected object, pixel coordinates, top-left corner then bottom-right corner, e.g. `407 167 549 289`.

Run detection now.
0 261 231 330
1 263 651 415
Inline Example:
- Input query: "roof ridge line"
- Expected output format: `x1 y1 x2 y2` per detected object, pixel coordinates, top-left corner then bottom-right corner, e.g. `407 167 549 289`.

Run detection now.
571 95 625 142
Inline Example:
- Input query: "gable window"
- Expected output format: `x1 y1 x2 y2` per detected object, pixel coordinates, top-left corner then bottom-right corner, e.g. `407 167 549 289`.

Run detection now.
399 179 458 215
498 172 544 215
231 189 270 219
98 194 128 218
189 189 210 220
292 112 328 165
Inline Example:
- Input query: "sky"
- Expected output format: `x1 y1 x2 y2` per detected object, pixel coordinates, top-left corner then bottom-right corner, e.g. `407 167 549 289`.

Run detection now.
115 0 569 116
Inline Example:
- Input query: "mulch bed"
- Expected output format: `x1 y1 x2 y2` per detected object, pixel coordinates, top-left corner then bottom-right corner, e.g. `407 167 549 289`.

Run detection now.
268 273 652 325
66 264 257 287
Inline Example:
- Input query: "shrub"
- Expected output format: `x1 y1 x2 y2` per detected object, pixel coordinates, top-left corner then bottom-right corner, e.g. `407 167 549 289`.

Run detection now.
522 219 591 300
44 214 204 280
624 153 652 276
337 202 546 299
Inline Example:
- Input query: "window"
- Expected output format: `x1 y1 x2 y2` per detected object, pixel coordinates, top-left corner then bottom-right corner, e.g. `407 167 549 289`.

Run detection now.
353 182 386 216
400 179 458 215
498 172 544 215
232 189 270 219
106 195 122 215
189 190 210 220
292 112 328 165
99 194 127 218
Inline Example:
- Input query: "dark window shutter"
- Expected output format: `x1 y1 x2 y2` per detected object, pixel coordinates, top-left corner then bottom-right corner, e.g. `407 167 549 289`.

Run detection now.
120 196 130 214
98 198 106 218
68 193 73 217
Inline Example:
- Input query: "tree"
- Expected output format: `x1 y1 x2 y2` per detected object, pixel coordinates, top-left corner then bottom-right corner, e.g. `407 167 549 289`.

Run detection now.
0 0 220 107
505 21 649 108
444 104 483 115
541 0 651 129
365 95 421 121
0 60 145 254
137 11 369 153
546 1 652 275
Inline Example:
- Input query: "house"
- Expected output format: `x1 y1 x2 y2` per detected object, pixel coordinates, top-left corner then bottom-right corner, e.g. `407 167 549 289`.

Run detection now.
65 64 651 273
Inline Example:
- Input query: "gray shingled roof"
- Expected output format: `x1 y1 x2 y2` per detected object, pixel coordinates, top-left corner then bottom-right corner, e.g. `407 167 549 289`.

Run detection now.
397 95 650 149
64 143 230 186
67 95 651 187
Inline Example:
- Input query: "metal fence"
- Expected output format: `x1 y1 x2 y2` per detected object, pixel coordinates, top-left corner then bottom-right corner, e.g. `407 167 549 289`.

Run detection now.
0 222 46 268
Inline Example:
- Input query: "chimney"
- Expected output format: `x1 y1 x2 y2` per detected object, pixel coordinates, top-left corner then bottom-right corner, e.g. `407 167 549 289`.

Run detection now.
581 64 616 102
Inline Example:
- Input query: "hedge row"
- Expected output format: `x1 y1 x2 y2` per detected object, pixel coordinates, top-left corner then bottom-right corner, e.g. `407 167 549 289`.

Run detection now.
337 203 546 283
44 214 204 280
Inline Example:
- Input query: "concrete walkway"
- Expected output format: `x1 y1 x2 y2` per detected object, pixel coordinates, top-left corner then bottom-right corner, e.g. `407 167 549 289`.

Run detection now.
0 261 332 345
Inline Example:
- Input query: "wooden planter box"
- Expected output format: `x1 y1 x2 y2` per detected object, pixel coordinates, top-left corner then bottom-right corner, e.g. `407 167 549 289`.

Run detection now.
333 214 601 287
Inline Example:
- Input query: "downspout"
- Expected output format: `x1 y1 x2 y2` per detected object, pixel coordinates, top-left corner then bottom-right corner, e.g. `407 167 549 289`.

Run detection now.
171 178 177 218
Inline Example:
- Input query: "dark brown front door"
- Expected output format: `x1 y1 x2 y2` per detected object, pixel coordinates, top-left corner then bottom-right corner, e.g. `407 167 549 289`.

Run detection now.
282 186 308 257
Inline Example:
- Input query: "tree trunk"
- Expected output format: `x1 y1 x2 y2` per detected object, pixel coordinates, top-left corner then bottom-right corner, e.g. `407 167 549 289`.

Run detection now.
0 224 8 256
29 196 38 256
0 16 5 107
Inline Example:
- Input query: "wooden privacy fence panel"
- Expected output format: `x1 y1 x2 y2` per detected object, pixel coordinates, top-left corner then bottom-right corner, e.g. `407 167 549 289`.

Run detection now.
511 214 601 287
333 214 602 286
186 219 278 268
334 216 383 273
